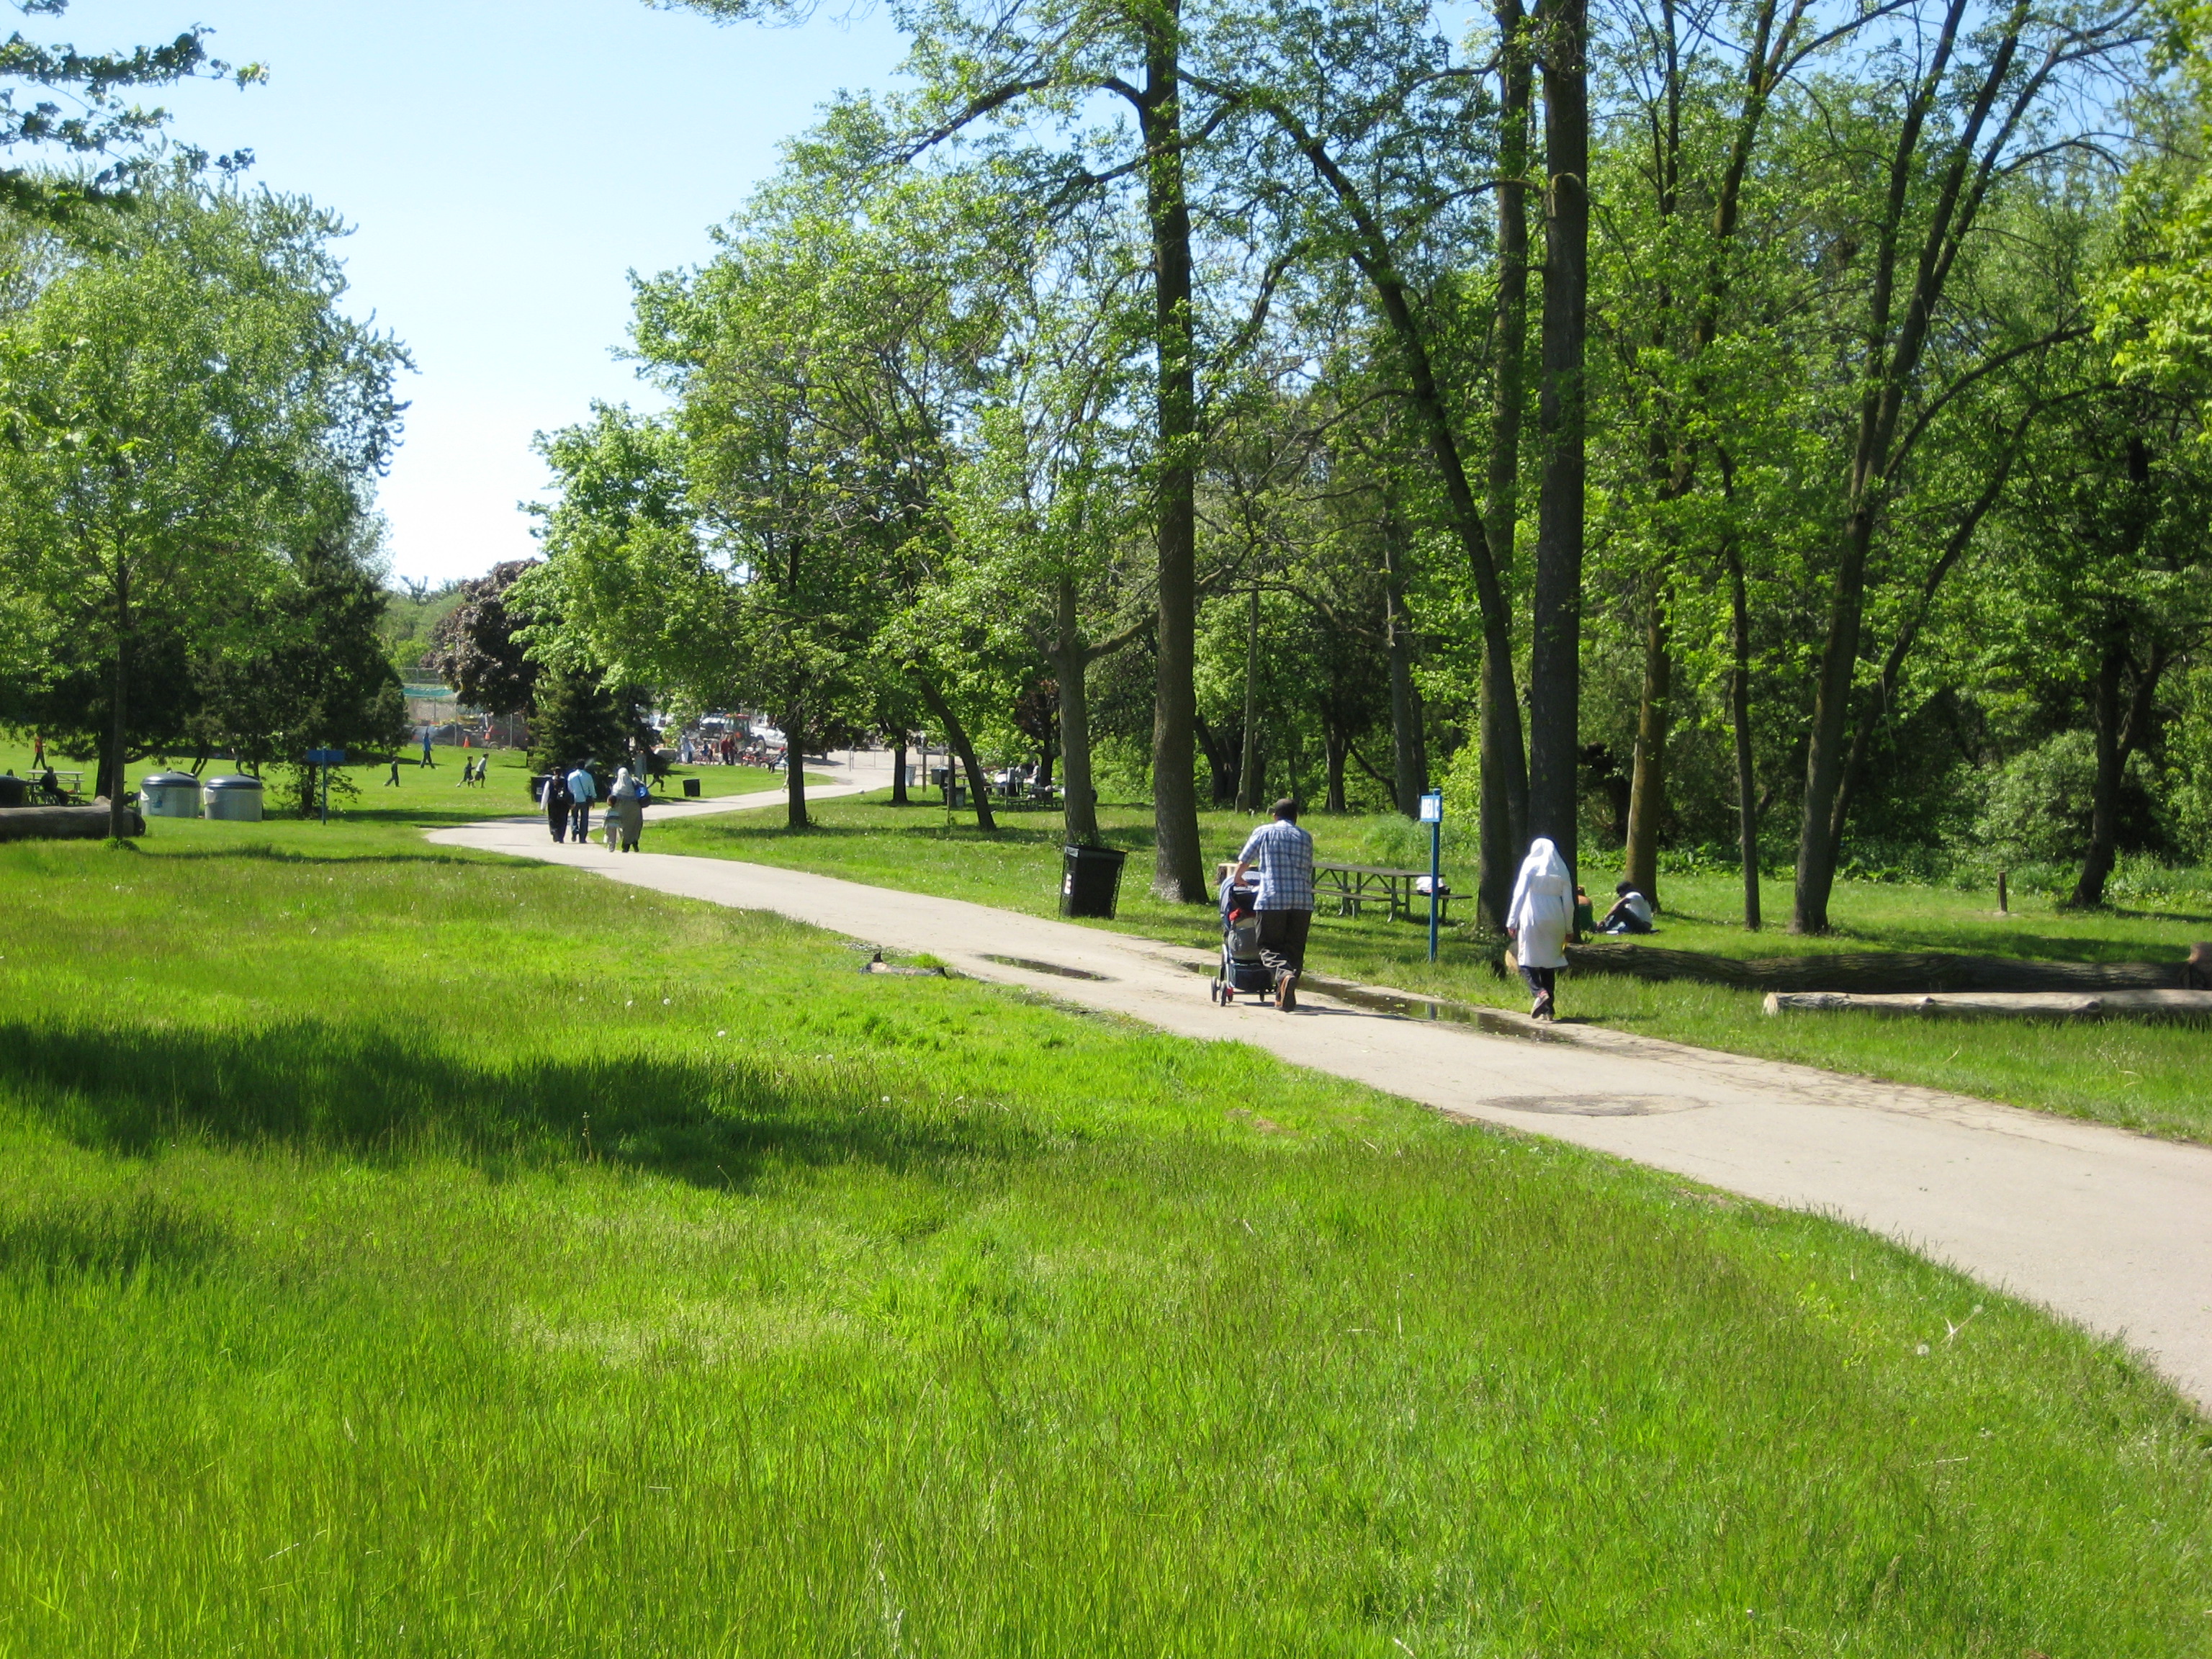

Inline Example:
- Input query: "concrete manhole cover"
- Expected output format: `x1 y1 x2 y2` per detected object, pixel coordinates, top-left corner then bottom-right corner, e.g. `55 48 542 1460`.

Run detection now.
1482 1094 1714 1118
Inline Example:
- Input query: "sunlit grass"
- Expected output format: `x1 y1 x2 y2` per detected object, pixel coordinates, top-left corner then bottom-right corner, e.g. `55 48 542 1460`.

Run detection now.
0 825 2206 1653
649 793 2212 1142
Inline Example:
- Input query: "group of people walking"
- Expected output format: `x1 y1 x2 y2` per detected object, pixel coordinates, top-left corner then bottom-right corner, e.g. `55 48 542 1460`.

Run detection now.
544 761 647 852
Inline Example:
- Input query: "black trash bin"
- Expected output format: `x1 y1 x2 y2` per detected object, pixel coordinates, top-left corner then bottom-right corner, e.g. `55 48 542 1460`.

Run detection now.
683 777 701 798
1061 843 1128 920
948 783 967 809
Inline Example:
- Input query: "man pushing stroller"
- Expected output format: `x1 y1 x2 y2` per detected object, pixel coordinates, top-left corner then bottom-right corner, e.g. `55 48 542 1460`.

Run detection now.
1230 798 1314 1011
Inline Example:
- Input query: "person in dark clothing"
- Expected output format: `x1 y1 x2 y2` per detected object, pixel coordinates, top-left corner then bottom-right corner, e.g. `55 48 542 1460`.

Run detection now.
544 773 571 843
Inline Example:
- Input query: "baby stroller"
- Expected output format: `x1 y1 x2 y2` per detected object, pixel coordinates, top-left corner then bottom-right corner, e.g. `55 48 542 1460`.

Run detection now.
1211 877 1274 1005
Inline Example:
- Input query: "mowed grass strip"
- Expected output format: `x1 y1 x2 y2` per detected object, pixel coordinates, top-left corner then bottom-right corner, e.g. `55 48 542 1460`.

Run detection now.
0 737 815 830
649 794 2212 1143
0 826 2206 1656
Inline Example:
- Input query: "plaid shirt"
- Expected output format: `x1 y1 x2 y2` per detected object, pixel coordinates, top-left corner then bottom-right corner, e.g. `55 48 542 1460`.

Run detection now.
1238 819 1315 912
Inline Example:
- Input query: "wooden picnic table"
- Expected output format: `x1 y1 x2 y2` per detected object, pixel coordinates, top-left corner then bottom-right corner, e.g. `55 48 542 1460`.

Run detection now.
1215 858 1453 924
1316 861 1455 924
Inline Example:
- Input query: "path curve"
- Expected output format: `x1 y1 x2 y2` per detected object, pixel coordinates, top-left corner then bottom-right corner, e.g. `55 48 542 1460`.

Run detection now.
431 811 2212 1411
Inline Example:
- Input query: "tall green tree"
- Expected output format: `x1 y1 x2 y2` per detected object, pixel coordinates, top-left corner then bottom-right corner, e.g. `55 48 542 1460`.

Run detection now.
0 179 407 835
0 2 264 220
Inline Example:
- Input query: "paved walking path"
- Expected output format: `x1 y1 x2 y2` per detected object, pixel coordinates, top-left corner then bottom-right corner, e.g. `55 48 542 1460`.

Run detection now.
433 797 2212 1411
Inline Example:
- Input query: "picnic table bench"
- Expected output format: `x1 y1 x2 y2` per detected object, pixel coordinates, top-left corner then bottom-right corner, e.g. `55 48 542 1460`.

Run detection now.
1 768 83 806
1213 859 1454 924
1316 861 1453 924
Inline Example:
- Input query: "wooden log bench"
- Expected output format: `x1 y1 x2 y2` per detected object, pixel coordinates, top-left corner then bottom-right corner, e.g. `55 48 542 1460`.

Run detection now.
1561 940 2206 994
0 803 144 842
1766 989 2212 1020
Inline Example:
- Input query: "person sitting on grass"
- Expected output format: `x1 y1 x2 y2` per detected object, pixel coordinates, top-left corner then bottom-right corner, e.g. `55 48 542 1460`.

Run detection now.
1601 882 1655 935
1231 797 1316 1012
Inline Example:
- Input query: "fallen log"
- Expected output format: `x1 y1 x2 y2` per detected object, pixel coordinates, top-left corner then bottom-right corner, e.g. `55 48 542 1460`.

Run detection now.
1561 939 2193 994
0 803 143 842
1763 989 2212 1020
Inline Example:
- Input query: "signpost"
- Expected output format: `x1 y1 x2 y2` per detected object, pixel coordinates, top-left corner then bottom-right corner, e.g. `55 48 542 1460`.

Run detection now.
1419 790 1443 962
307 748 346 823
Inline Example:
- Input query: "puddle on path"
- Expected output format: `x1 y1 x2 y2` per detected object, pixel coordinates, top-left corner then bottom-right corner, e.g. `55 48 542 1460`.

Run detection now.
1480 1094 1714 1117
982 955 1113 982
1174 961 1577 1044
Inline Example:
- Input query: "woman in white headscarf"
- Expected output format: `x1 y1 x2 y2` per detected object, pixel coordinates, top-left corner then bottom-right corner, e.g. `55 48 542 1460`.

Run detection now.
610 766 645 853
1506 837 1573 1020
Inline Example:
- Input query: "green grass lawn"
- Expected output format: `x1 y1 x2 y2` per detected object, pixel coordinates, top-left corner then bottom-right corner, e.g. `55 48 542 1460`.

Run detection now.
0 738 808 827
649 794 2212 1143
0 819 2203 1654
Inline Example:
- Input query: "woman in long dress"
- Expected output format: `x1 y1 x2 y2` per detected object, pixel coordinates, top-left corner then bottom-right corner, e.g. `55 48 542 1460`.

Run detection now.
610 766 645 853
544 770 570 843
1506 837 1574 1020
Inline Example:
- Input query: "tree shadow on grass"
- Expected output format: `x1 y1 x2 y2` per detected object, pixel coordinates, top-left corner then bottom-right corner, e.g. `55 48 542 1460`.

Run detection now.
0 1190 233 1282
0 1019 1032 1192
143 845 492 868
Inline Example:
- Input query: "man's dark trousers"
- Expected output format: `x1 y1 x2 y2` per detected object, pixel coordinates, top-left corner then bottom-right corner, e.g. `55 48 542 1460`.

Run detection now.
1258 909 1311 984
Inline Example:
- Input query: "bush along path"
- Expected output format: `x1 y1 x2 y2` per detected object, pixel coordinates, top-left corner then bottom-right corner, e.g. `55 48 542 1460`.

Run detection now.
435 815 2212 1411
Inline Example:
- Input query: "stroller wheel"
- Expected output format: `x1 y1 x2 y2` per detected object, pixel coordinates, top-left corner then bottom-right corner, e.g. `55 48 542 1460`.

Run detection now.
1210 982 1220 1004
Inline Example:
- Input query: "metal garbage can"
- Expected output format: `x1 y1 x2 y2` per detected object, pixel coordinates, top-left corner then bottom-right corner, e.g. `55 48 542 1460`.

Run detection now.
1060 843 1128 920
683 777 701 798
0 774 24 809
140 770 201 819
947 783 966 809
202 774 264 822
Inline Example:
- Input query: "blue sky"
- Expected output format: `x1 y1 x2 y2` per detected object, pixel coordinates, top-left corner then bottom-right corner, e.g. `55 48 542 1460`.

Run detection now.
81 0 907 585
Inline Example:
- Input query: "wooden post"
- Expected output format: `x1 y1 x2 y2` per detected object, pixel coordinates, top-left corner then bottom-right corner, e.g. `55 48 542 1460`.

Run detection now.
1997 869 2008 914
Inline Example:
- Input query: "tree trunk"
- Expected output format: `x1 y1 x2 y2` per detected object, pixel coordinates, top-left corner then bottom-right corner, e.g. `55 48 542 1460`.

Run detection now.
1621 586 1670 904
782 694 809 830
1195 714 1239 807
1323 726 1348 813
1528 0 1589 884
1053 579 1101 845
1266 74 1527 925
915 674 998 832
2067 636 2162 909
1382 518 1428 817
107 567 132 840
1479 0 1535 927
891 735 909 805
1790 0 2015 933
1142 4 1206 902
1726 535 1761 930
1236 585 1261 813
2069 640 2125 909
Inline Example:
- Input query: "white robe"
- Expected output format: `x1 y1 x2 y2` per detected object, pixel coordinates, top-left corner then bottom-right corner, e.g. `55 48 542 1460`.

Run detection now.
1507 840 1574 969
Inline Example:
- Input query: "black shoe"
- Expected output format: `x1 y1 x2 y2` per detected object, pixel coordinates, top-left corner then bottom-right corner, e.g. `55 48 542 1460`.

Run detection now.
1277 971 1298 1012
